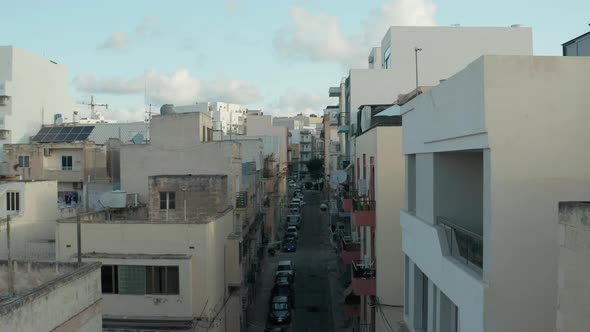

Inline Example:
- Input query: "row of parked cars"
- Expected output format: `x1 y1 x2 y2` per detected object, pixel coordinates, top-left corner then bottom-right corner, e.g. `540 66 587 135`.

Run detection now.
268 260 295 325
283 188 304 252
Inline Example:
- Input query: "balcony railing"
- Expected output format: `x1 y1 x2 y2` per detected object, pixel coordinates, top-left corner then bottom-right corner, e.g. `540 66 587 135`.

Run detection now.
437 217 483 270
235 191 248 208
351 260 376 295
352 198 376 227
341 238 361 264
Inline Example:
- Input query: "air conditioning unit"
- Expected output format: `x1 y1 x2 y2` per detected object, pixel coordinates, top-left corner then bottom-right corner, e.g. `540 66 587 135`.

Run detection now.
43 148 51 156
0 96 9 106
0 130 10 139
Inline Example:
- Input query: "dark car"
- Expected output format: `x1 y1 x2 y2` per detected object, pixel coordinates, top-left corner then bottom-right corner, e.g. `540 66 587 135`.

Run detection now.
283 240 297 252
268 296 291 324
264 328 284 332
275 274 293 285
283 234 296 243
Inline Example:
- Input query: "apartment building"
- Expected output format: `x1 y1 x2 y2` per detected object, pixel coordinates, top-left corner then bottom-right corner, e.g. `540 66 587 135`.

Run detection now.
0 180 76 261
400 55 590 332
557 202 590 332
57 174 238 331
0 261 102 332
176 101 246 135
0 46 75 159
340 105 404 331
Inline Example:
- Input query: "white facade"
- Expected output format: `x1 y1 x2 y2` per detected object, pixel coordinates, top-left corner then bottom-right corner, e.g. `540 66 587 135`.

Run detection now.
177 102 246 135
401 55 590 332
0 46 75 158
0 180 75 261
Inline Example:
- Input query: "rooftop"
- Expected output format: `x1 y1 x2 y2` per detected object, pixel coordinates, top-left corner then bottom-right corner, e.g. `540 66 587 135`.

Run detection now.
0 261 100 309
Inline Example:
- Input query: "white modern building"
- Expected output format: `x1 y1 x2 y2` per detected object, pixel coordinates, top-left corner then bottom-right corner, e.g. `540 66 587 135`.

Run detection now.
0 46 75 159
400 55 590 332
176 101 246 135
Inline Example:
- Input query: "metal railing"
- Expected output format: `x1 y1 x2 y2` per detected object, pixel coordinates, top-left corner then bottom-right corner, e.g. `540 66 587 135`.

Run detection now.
437 216 483 270
352 260 376 279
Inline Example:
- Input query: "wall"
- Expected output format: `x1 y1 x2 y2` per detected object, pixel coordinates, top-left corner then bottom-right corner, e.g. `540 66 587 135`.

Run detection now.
482 55 590 332
150 112 212 147
0 181 60 261
120 141 240 203
0 263 102 332
0 46 75 160
557 202 590 332
381 26 532 98
148 175 229 221
246 115 288 171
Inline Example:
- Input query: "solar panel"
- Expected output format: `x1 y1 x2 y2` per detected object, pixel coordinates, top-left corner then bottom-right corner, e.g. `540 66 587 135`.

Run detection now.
32 126 95 143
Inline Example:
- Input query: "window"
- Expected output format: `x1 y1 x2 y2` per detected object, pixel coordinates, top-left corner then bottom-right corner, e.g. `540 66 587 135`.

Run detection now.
146 266 180 295
118 265 146 295
160 192 176 210
61 155 73 170
383 47 391 69
6 192 19 211
17 156 30 168
101 265 118 294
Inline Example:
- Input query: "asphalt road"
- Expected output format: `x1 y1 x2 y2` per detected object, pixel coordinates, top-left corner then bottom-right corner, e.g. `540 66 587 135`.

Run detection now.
247 190 336 332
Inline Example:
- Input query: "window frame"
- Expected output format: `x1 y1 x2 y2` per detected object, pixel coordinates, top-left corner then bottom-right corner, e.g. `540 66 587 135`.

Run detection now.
61 155 73 171
145 266 180 295
17 155 30 168
160 192 176 210
6 191 20 212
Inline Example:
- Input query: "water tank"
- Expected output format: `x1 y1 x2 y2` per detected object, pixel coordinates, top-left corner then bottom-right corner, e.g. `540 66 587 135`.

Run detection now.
160 104 176 115
54 113 63 125
72 111 80 123
100 190 127 208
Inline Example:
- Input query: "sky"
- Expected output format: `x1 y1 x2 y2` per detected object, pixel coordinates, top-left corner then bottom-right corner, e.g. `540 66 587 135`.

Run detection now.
2 0 589 122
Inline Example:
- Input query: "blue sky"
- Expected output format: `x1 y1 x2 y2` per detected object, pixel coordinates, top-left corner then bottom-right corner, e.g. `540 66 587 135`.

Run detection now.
2 0 589 121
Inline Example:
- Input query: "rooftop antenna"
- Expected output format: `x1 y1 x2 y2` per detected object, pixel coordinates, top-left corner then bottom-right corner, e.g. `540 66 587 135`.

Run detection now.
79 95 108 120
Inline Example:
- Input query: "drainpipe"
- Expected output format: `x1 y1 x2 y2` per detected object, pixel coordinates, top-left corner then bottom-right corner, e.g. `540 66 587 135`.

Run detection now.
6 215 13 293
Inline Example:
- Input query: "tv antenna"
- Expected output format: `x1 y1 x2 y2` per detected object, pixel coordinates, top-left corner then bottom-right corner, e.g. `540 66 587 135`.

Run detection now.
79 95 108 120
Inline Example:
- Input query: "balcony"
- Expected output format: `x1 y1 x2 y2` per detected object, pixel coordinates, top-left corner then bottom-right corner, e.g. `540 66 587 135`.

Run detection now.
437 217 483 271
43 168 84 182
352 198 375 227
352 261 376 296
342 198 353 212
341 237 360 264
235 191 248 209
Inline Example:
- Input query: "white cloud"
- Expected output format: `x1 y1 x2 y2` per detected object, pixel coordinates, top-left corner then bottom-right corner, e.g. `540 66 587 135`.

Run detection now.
97 32 129 51
97 15 160 51
73 69 262 106
268 90 332 116
274 0 437 67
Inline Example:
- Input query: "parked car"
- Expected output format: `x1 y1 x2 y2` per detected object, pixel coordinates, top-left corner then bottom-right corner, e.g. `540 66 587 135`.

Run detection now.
268 296 291 324
276 260 294 277
286 214 301 229
292 198 304 206
283 240 297 252
289 207 300 215
283 233 297 244
286 225 298 238
272 281 295 305
288 181 297 188
275 274 293 286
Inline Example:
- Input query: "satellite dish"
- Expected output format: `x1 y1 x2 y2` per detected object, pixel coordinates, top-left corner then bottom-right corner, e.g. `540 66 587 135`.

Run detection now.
131 133 144 144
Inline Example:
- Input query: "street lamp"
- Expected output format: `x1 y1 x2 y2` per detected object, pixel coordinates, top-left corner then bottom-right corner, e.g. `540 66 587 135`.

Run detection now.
414 47 423 93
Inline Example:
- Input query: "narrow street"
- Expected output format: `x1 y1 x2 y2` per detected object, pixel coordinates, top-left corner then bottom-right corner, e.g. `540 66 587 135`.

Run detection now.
247 190 340 332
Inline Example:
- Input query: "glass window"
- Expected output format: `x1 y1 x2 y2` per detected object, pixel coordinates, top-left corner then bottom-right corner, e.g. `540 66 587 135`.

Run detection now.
118 265 146 295
18 156 30 168
61 156 73 170
146 266 180 295
160 192 176 210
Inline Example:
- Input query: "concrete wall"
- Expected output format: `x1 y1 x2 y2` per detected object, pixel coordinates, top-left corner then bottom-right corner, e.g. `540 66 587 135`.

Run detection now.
557 202 590 332
0 181 62 261
0 262 102 332
148 175 229 221
246 115 288 170
0 46 75 159
348 69 398 128
150 112 212 146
